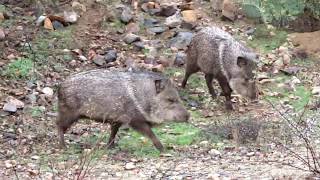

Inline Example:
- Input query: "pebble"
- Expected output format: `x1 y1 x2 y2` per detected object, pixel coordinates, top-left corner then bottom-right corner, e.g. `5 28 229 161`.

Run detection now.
0 28 5 40
93 54 105 66
125 162 136 170
42 87 54 97
104 50 117 63
124 33 140 44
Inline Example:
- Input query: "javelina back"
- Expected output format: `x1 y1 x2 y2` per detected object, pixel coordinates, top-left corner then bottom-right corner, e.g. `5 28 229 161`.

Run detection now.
56 69 189 152
182 26 259 110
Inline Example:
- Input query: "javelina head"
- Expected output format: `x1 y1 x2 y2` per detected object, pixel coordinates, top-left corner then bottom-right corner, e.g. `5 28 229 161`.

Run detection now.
229 55 259 100
151 79 190 122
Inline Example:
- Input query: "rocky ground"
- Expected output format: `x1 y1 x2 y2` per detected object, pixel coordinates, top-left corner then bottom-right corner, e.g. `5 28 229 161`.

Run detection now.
1 0 320 179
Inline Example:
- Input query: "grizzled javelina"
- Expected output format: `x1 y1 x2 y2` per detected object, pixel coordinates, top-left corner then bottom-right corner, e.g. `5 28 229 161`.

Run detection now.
56 69 190 152
182 26 259 110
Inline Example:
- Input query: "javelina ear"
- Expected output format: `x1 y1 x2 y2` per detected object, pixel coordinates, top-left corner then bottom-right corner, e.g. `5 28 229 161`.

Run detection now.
237 57 248 67
155 79 166 94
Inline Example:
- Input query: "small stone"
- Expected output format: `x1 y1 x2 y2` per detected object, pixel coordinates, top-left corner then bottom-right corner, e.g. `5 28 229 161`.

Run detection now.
133 41 145 51
246 152 255 157
156 5 177 17
104 50 117 63
6 96 24 109
0 12 4 22
31 155 40 160
144 18 159 27
5 160 16 168
16 26 23 31
165 13 182 28
42 87 54 97
93 55 105 66
69 60 77 67
174 51 186 66
64 11 78 23
124 33 140 44
3 103 17 113
283 54 291 65
36 15 47 26
148 26 168 34
126 22 140 33
44 18 54 30
121 7 133 23
0 28 5 40
79 55 87 61
209 149 221 157
125 162 136 170
278 46 288 54
52 21 64 30
312 86 320 95
245 27 255 36
181 10 197 23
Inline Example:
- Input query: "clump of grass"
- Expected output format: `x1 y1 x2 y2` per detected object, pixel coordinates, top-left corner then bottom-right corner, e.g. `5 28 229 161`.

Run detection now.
247 24 288 53
263 74 312 111
2 57 34 79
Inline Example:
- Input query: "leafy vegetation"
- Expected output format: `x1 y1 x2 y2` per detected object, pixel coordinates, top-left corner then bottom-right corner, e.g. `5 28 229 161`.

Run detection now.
239 0 320 26
2 58 34 79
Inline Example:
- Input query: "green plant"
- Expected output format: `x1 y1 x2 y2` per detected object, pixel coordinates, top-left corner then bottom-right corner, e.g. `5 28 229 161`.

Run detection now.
239 0 319 27
2 58 34 79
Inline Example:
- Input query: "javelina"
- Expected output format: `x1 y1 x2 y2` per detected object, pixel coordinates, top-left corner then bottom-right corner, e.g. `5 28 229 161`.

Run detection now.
56 69 190 152
181 26 259 110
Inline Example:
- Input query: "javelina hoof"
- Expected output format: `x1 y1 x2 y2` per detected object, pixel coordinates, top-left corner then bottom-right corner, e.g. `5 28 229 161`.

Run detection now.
107 142 116 149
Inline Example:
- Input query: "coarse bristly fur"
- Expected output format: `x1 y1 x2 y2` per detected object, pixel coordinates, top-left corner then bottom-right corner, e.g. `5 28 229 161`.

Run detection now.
182 26 259 110
56 69 190 151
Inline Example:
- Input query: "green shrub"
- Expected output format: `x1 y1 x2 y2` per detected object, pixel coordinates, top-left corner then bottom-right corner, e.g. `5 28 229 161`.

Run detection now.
239 0 320 27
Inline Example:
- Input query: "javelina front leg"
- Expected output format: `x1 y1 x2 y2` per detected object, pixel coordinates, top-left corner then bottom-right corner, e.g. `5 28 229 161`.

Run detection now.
107 123 122 149
181 65 199 88
217 75 233 110
130 121 164 152
56 113 79 148
205 74 217 99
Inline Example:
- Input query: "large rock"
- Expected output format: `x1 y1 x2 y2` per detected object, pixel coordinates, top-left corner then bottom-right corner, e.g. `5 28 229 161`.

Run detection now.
120 7 133 23
289 31 320 58
168 31 194 50
181 10 197 23
3 96 25 113
222 0 237 21
165 13 182 28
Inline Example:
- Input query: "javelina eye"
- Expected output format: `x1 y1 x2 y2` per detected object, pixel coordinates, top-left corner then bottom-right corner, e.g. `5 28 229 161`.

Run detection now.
167 98 176 103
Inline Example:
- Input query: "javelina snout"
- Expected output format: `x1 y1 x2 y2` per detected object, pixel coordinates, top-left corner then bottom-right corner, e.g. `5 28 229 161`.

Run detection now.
56 69 189 152
152 80 190 122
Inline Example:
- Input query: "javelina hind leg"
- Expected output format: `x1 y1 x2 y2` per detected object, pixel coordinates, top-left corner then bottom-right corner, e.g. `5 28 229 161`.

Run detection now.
130 121 164 152
107 122 122 149
217 75 233 110
181 66 199 88
205 74 217 99
56 113 79 148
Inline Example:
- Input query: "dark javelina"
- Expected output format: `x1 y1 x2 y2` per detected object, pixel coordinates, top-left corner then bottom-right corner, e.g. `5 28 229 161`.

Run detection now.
56 69 190 152
182 26 259 110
